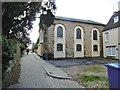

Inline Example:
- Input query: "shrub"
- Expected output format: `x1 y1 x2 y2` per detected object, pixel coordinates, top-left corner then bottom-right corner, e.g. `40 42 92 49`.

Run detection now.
2 36 17 78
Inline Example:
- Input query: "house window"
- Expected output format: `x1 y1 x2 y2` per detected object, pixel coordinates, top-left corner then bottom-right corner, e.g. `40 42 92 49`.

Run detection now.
114 16 119 23
57 26 63 38
106 46 116 56
93 30 97 40
57 43 63 51
105 32 109 42
76 28 81 39
93 45 98 51
76 44 82 51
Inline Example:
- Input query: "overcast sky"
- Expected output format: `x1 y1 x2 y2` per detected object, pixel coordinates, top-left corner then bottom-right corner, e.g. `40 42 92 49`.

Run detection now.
55 0 119 24
29 0 120 47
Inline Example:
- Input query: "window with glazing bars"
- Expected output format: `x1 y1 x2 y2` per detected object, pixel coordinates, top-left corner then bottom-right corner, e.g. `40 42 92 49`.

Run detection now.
57 26 63 38
76 28 81 39
93 30 97 40
76 44 82 51
57 43 63 51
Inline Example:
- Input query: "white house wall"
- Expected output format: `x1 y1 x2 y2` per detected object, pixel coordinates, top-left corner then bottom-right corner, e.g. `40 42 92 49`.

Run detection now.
119 1 120 11
118 27 120 60
118 43 120 60
103 28 119 59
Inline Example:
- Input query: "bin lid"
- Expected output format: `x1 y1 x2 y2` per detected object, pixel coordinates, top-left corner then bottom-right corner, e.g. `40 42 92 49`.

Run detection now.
105 63 120 69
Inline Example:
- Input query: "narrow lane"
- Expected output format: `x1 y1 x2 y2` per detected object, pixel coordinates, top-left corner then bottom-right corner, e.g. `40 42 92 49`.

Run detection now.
9 53 83 88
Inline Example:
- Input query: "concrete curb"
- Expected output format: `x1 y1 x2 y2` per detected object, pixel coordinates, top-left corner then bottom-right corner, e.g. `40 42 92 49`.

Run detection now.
42 67 72 79
33 53 72 79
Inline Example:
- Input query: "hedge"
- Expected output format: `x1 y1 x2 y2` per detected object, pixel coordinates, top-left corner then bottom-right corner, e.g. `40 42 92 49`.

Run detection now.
2 36 17 78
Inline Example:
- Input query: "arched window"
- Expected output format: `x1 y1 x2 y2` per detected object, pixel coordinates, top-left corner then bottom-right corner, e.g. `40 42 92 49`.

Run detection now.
93 45 98 51
76 28 81 39
93 30 97 40
76 44 82 51
57 43 63 51
57 26 63 38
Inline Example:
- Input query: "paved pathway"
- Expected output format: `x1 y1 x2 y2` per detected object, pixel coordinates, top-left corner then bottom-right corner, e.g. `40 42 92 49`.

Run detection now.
9 53 83 88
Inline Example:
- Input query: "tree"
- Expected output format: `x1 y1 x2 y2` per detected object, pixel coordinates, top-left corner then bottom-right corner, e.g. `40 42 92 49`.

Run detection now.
40 0 56 29
3 3 39 38
2 1 56 78
2 1 56 45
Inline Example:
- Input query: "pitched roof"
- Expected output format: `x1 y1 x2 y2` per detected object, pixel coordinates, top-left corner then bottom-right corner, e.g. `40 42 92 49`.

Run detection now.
103 10 120 31
55 16 105 26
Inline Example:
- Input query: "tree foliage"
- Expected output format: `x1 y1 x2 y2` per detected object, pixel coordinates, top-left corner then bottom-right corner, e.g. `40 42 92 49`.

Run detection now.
3 3 40 40
2 1 56 78
2 1 56 45
40 0 56 29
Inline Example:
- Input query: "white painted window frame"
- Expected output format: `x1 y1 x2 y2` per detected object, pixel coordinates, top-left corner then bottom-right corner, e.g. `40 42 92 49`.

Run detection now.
114 16 119 24
57 26 63 38
74 26 84 57
105 32 109 43
107 47 116 56
91 28 100 57
54 24 65 58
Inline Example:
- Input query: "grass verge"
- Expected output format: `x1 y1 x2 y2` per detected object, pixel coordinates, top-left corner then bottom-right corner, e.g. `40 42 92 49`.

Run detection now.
73 65 109 88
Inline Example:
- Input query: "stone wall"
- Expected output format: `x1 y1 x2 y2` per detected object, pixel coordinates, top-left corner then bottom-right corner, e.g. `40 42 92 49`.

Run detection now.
45 19 105 58
47 25 55 53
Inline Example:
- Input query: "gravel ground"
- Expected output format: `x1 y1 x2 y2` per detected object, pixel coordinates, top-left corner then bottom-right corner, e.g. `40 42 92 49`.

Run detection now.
47 58 118 67
59 65 109 88
46 58 118 88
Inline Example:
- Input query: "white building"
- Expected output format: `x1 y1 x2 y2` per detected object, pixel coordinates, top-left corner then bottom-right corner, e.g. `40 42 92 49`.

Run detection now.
103 9 120 60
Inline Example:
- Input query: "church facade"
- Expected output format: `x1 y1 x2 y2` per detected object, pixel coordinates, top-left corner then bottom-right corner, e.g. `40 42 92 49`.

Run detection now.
37 16 105 59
